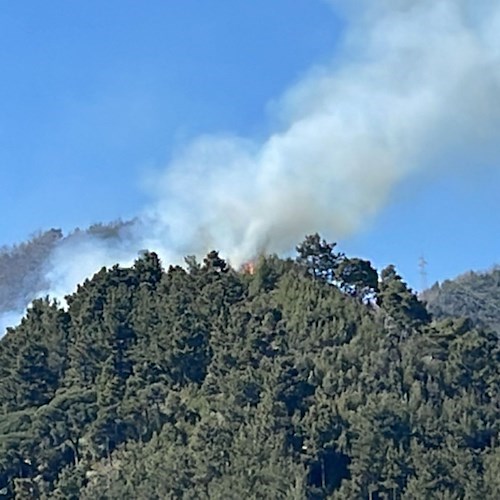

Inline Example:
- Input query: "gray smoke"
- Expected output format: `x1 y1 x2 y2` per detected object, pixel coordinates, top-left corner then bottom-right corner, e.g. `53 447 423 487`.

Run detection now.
2 0 500 335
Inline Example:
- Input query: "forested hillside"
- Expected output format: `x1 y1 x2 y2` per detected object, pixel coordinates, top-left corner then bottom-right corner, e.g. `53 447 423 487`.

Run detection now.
0 235 498 499
0 229 63 313
423 268 500 336
0 222 130 319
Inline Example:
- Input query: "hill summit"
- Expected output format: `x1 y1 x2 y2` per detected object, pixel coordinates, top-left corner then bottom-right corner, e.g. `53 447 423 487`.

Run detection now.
0 235 498 499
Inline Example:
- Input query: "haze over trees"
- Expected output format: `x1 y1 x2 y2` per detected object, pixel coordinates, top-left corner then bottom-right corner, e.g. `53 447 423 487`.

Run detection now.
0 222 131 323
0 229 63 314
0 234 498 499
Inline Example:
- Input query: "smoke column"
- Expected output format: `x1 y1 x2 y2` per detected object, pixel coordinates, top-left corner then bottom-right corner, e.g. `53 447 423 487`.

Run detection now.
143 0 500 263
2 0 500 333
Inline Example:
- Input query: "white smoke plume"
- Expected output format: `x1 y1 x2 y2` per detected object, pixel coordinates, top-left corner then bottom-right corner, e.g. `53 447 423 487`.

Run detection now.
2 0 500 335
143 0 500 263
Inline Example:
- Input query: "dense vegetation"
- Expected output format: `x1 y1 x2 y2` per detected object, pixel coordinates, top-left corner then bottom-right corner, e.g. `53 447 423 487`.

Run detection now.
423 268 500 336
0 235 498 499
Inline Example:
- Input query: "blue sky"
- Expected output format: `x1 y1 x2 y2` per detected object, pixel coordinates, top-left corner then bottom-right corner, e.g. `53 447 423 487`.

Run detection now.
1 0 499 290
1 1 339 235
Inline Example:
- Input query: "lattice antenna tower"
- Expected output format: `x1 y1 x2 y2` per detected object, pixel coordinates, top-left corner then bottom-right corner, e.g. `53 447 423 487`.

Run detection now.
418 255 428 291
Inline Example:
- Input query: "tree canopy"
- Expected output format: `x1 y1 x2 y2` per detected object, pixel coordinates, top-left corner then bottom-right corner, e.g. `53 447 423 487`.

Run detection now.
0 236 498 499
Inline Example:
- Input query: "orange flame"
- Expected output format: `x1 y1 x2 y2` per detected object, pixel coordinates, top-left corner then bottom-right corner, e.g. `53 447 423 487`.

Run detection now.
241 260 256 275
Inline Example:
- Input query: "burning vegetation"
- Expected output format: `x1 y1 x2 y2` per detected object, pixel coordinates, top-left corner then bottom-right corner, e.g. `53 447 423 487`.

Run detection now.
241 260 256 275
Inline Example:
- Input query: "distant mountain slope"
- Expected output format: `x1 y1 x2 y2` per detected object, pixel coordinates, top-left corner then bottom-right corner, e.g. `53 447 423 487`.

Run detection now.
0 221 131 319
0 229 63 312
423 268 500 335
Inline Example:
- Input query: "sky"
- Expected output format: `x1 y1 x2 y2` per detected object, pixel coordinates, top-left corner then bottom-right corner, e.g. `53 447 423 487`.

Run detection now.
1 0 500 292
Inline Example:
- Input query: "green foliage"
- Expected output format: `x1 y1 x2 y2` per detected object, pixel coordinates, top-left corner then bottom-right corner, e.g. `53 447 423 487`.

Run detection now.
423 267 500 335
296 233 343 282
336 257 379 300
378 265 431 328
0 238 498 499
